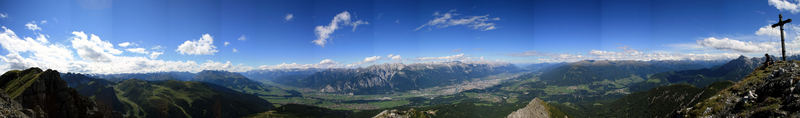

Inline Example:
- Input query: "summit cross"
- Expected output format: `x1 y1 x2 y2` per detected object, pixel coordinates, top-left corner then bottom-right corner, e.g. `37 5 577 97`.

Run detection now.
772 14 792 61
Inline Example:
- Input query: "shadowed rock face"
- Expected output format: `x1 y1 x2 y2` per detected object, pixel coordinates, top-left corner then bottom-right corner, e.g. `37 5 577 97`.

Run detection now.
507 98 549 118
0 68 115 118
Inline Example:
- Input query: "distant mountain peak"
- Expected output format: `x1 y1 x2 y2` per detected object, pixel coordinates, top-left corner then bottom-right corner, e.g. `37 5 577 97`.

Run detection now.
736 55 747 60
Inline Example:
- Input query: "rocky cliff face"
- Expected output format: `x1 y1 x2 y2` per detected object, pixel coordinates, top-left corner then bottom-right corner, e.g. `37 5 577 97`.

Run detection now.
680 61 800 117
0 68 114 118
507 98 551 118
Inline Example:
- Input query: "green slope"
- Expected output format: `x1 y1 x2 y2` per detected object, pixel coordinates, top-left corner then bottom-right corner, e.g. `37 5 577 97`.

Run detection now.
113 79 275 118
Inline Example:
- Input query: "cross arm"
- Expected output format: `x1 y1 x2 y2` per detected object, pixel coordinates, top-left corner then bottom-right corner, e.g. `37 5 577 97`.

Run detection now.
773 19 792 28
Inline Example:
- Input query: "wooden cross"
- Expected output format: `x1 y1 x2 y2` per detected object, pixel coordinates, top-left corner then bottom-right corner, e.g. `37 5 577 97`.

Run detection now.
772 14 792 61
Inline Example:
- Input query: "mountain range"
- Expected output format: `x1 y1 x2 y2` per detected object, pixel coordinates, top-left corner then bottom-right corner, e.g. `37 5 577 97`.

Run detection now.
3 54 795 118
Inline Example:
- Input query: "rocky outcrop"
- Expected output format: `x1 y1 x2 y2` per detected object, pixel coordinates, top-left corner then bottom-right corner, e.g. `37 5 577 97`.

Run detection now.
0 90 30 118
0 68 114 118
373 108 436 118
507 98 550 118
680 61 800 117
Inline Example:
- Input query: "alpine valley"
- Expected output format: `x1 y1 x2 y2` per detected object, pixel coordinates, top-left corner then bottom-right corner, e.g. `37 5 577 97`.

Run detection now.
3 54 792 118
2 0 799 117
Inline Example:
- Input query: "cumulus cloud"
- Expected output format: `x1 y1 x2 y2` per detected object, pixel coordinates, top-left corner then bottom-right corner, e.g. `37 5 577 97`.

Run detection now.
118 42 132 47
697 37 776 53
769 0 800 13
362 56 381 63
232 48 238 53
285 13 294 21
0 26 74 71
25 21 42 31
756 25 784 37
71 31 123 62
416 10 500 31
387 54 401 60
237 35 246 41
125 48 148 54
0 13 7 18
0 27 255 73
312 11 368 47
176 34 218 55
224 41 230 46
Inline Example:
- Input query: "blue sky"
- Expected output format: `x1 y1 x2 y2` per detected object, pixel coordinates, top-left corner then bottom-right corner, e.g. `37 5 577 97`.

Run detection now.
0 0 797 73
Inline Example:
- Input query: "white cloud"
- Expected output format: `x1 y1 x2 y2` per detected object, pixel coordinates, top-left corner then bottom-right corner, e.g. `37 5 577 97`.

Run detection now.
224 41 230 46
237 35 246 41
756 25 784 37
319 59 337 65
417 53 466 61
149 51 163 59
71 31 123 62
0 27 257 73
585 48 740 61
285 13 294 21
416 10 500 31
362 56 381 63
769 0 800 13
232 48 238 53
176 34 218 55
0 13 7 18
25 21 41 31
118 42 132 47
312 11 368 47
0 26 74 71
511 47 742 63
697 37 776 53
125 48 148 54
387 54 401 60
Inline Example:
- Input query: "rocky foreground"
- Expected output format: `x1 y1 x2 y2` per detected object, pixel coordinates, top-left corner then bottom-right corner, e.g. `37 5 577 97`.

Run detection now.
680 61 800 117
506 98 550 118
0 68 114 118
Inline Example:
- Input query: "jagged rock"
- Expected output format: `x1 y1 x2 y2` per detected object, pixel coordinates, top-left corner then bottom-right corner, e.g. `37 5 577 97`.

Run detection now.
507 98 551 118
680 61 800 117
0 68 114 118
0 90 30 118
373 108 436 118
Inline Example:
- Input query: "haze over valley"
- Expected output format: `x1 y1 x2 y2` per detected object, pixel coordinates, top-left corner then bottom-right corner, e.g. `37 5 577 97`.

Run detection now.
3 0 800 117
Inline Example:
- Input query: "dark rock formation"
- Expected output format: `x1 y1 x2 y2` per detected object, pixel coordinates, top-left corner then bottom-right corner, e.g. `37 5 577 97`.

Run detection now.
0 68 114 118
